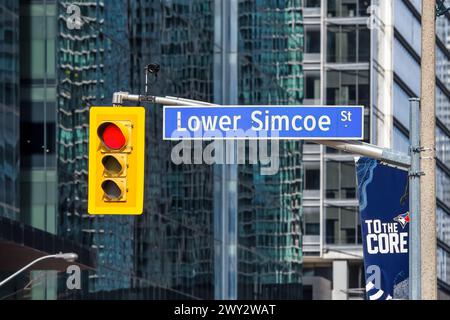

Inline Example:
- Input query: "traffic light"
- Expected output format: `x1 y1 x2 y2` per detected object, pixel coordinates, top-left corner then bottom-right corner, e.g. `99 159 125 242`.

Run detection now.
88 106 145 215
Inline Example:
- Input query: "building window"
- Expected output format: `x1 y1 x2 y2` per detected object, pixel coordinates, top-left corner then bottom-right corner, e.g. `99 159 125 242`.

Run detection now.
305 0 321 8
437 206 450 245
327 0 370 17
393 126 409 154
437 166 450 205
304 165 320 190
303 207 320 236
348 263 364 292
436 126 450 169
327 24 370 63
325 206 359 244
326 69 369 107
304 71 321 103
437 246 450 285
305 27 321 54
21 122 56 155
326 160 356 199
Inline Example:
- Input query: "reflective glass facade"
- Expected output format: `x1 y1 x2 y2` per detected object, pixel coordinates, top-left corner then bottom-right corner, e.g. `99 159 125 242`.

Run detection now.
237 0 303 299
0 0 20 220
6 0 305 300
129 0 216 299
12 0 304 301
56 0 134 294
126 0 304 300
1 0 98 300
20 4 60 300
20 0 57 234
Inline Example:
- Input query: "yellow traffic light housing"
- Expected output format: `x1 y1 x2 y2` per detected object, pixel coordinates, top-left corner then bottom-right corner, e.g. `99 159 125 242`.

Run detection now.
88 106 145 215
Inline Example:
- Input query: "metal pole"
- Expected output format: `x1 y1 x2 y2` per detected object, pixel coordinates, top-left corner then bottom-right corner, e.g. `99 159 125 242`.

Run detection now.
420 0 437 300
312 140 411 168
0 253 78 287
409 98 421 300
112 91 413 169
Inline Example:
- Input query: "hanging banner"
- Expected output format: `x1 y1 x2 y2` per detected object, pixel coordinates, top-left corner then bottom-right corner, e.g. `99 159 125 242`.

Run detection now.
356 157 409 300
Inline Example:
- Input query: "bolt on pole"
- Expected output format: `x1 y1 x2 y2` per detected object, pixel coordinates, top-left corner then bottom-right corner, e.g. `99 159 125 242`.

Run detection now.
420 0 437 300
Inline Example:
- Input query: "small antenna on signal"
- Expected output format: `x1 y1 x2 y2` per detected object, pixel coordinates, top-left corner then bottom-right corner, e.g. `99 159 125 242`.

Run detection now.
144 63 160 95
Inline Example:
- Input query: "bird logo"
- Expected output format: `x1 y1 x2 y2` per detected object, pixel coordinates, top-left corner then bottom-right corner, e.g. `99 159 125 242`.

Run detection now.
393 212 410 229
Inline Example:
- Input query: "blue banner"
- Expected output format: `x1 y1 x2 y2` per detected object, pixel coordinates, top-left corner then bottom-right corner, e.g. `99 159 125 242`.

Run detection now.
356 157 409 300
163 105 364 140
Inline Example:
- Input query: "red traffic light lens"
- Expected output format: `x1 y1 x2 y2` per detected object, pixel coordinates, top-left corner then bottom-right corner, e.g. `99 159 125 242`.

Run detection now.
100 123 126 150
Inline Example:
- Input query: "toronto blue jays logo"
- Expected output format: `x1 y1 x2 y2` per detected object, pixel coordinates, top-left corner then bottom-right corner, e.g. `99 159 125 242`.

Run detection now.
393 212 410 229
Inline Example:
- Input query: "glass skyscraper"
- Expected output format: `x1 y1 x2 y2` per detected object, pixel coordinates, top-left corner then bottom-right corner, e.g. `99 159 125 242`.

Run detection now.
0 0 95 301
56 0 134 295
0 0 20 220
129 0 216 299
237 0 303 299
1 0 304 300
126 0 304 299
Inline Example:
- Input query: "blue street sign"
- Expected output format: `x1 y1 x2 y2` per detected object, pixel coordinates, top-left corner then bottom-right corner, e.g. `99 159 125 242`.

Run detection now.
163 105 364 140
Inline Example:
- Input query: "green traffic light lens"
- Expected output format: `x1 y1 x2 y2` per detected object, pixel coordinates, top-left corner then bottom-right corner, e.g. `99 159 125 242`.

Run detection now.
101 180 122 200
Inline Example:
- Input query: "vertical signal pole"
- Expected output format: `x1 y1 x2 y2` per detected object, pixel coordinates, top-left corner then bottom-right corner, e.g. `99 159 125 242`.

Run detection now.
420 0 437 300
409 98 421 300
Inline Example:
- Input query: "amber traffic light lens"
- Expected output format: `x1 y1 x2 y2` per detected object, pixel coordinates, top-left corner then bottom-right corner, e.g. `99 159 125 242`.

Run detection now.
101 180 123 200
102 155 123 175
98 123 126 150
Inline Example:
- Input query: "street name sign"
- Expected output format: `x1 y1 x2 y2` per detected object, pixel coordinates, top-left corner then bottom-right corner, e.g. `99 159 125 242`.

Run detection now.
163 105 364 140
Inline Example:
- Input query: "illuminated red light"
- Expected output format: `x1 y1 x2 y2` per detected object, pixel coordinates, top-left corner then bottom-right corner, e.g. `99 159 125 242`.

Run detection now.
101 123 126 150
